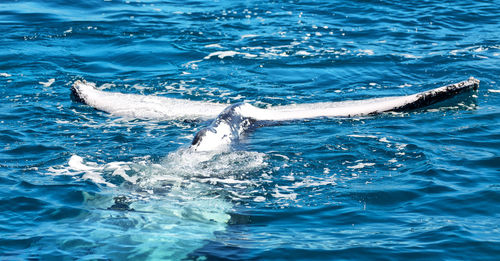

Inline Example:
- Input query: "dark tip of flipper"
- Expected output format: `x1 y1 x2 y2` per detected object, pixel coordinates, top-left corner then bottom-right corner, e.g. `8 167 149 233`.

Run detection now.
70 80 88 104
468 76 480 91
70 85 83 103
392 77 479 112
191 128 208 146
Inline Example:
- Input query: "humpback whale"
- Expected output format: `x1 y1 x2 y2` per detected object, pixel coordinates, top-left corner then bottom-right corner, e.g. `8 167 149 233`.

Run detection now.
72 77 479 151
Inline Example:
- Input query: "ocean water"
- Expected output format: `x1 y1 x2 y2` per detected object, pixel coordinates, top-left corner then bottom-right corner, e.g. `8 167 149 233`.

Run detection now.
1 0 499 260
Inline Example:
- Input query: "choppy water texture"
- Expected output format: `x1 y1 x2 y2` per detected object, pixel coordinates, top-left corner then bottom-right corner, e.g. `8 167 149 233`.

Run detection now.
1 0 499 260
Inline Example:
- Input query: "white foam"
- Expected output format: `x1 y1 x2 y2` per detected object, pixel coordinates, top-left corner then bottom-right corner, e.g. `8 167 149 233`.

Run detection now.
272 186 298 201
488 89 500 93
400 53 421 59
204 50 258 60
398 83 412 88
68 155 92 171
204 50 239 59
348 134 378 139
158 148 267 179
379 137 390 143
48 155 140 187
205 43 223 48
449 46 487 56
473 46 487 52
0 72 12 77
99 83 116 89
254 196 266 202
48 148 269 214
47 149 262 259
347 162 375 169
296 50 312 56
358 49 374 56
241 34 259 39
39 78 55 87
51 150 264 203
185 41 404 69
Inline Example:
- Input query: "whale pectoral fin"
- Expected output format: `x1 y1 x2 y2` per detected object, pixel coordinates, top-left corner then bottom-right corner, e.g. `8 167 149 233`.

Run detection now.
70 79 228 120
252 77 480 121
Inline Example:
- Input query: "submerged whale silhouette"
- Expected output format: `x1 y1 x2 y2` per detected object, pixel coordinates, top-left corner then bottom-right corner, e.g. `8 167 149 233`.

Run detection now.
72 77 479 151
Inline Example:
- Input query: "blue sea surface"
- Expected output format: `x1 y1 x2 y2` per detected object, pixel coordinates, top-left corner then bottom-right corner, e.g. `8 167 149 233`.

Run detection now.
1 0 499 260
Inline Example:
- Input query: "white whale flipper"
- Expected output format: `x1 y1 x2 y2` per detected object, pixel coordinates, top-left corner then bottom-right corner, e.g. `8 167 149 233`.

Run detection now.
71 80 228 120
190 77 479 151
243 77 480 121
72 78 479 152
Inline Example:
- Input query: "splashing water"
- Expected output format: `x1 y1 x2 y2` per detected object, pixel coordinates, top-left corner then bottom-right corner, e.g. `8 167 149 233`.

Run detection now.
47 148 266 259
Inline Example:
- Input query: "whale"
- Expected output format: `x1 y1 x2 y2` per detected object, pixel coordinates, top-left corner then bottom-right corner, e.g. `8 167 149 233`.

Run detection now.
72 77 479 151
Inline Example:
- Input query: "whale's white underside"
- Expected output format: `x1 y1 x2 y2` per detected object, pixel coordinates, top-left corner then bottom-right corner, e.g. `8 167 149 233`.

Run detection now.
72 77 479 151
71 81 228 120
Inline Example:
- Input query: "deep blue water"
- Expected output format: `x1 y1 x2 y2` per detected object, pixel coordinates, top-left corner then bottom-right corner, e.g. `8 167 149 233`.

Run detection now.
1 0 500 260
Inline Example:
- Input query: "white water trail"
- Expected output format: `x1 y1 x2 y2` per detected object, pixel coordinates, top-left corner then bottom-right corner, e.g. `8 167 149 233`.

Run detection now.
47 149 267 260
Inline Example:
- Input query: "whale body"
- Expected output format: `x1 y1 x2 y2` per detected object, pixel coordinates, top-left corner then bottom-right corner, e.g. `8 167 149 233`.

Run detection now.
72 77 479 151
